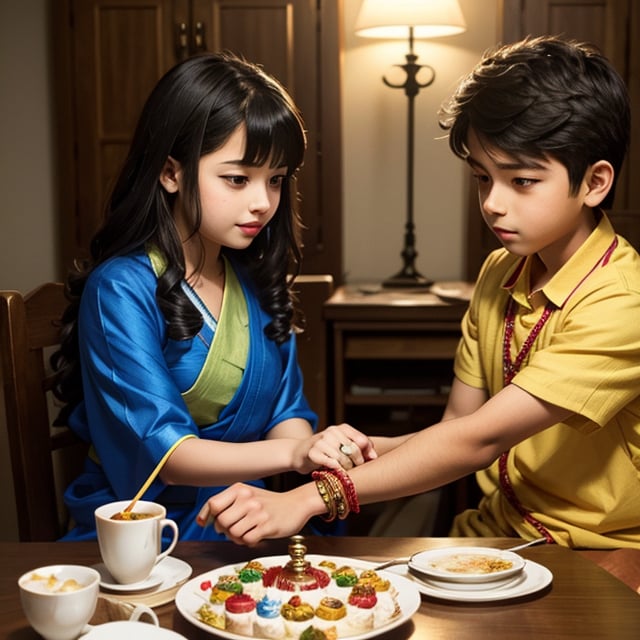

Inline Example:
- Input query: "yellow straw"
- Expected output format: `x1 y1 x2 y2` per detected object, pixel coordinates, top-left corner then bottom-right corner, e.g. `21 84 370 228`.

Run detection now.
123 435 195 512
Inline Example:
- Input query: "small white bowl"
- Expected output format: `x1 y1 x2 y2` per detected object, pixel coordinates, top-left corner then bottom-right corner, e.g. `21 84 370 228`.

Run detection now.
408 547 526 584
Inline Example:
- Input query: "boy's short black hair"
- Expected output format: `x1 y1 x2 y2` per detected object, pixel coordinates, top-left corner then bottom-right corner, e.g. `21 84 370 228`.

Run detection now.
439 35 630 209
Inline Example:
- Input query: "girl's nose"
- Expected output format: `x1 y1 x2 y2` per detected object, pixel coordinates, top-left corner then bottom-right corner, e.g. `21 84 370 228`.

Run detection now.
248 184 272 214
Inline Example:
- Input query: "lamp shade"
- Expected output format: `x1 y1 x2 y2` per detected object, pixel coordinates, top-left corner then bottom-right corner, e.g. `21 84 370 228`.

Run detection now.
355 0 466 39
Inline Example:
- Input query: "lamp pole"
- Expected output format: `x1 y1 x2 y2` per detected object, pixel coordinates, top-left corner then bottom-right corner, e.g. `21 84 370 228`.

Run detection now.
382 27 434 288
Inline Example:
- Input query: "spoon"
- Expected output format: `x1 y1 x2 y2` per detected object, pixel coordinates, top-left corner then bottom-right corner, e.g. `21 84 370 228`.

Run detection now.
119 458 167 516
372 537 547 571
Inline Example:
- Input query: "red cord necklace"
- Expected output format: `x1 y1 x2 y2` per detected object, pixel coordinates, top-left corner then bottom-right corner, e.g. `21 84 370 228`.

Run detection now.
498 237 618 542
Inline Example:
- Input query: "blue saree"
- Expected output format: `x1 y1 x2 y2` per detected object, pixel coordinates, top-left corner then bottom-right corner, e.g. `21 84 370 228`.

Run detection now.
62 251 316 540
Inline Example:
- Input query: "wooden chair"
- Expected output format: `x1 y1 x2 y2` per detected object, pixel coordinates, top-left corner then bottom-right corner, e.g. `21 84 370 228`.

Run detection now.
0 283 86 541
1 277 334 539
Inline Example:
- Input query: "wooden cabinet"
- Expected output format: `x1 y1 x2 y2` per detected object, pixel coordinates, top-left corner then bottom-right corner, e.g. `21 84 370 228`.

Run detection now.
464 0 640 279
324 287 467 436
52 0 343 281
323 286 480 535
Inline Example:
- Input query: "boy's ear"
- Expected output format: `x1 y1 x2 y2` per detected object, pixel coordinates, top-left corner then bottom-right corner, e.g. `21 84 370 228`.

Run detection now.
583 160 614 207
159 156 182 193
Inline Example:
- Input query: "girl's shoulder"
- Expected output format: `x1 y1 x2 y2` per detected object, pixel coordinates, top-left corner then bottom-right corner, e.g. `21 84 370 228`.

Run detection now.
83 252 157 304
88 252 154 285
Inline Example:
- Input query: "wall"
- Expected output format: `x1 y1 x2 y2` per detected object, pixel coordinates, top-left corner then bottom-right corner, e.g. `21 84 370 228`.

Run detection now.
0 0 58 540
0 0 500 540
342 0 500 284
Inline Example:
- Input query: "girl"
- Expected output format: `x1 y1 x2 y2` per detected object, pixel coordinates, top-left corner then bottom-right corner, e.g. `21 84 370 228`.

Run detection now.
52 52 374 540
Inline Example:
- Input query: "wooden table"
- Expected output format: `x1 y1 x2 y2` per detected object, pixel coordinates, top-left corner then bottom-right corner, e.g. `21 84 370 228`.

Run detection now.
2 537 639 639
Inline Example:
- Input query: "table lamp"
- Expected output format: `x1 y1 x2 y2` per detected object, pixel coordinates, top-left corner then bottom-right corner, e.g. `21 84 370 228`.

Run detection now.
355 0 466 288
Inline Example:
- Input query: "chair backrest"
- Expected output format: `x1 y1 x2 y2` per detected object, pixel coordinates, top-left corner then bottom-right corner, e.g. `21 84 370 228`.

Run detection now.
293 274 334 428
0 283 86 541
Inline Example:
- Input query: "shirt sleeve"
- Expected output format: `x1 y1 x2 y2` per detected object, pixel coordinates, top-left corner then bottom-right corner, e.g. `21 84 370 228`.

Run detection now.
76 257 199 497
513 282 640 430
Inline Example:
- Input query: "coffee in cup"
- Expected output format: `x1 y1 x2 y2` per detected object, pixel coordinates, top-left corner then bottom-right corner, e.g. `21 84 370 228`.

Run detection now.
95 500 179 585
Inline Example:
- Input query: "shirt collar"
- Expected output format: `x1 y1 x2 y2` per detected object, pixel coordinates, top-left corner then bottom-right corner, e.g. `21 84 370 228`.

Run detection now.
501 211 617 309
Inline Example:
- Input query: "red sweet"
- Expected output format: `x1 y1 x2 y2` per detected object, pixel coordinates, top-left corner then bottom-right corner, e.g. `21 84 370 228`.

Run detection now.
200 580 212 591
348 584 378 609
224 593 257 614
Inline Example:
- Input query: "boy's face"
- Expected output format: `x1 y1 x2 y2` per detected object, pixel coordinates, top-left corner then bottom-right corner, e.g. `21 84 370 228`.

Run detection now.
466 129 596 264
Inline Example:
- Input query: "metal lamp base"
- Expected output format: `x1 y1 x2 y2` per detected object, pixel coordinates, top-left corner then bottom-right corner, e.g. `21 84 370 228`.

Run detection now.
382 269 432 288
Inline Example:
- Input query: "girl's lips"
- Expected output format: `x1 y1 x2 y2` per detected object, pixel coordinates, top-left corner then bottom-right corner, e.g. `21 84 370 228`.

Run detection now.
238 224 263 237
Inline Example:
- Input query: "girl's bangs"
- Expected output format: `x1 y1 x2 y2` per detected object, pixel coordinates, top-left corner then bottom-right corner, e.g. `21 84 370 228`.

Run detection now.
242 103 305 172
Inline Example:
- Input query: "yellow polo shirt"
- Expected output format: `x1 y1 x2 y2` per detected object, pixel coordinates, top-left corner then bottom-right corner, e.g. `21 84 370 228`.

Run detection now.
451 213 640 548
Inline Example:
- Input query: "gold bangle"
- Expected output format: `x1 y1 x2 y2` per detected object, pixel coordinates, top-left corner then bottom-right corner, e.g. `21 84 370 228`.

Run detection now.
321 470 349 520
314 478 337 521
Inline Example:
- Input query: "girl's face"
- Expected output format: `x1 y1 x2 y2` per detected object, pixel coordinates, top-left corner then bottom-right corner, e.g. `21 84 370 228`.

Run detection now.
466 128 599 269
169 124 288 255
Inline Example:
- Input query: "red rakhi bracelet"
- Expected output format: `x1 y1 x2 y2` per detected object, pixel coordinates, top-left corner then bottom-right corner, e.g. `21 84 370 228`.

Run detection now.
331 467 360 514
313 468 360 515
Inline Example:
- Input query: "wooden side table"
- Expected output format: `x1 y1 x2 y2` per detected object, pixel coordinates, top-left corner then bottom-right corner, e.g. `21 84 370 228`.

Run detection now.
323 284 479 534
323 285 469 433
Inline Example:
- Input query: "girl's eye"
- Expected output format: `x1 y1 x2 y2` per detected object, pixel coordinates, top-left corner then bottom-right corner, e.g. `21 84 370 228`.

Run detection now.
224 175 248 186
270 175 287 187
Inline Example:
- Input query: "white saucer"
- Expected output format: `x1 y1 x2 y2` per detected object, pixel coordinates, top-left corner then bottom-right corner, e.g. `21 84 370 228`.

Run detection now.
95 564 164 592
95 556 191 593
391 560 553 602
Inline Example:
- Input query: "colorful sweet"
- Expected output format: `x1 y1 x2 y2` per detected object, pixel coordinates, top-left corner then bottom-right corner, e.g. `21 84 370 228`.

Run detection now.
281 595 315 637
238 561 267 599
314 596 347 636
345 584 377 633
196 603 225 629
255 594 286 639
224 593 257 635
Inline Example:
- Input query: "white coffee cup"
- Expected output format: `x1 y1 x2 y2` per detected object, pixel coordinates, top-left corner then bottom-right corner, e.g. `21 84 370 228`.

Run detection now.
19 564 100 640
94 500 179 585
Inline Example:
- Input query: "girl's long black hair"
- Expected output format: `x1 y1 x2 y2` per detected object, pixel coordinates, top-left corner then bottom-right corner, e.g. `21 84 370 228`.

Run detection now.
52 51 307 413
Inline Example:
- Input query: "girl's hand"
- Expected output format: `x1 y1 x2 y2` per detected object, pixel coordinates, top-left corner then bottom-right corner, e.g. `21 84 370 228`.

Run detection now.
197 483 313 546
294 423 377 473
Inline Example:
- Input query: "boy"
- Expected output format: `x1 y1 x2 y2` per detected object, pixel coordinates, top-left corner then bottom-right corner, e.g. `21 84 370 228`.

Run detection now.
199 36 640 549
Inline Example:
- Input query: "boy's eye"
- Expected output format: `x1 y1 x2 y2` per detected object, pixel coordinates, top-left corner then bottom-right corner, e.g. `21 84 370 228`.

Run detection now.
514 177 538 187
472 173 490 184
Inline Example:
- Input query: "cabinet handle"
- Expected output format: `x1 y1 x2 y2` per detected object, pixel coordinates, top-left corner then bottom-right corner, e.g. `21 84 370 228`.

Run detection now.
176 22 189 60
194 21 206 52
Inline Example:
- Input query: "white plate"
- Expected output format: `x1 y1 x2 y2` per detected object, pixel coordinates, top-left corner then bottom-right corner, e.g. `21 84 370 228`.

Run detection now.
83 621 187 639
95 557 192 594
175 554 421 640
408 546 525 584
391 560 552 602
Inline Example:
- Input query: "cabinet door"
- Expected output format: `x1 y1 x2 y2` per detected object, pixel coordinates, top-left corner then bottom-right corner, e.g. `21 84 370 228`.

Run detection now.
56 0 342 281
464 0 639 279
68 0 183 261
192 0 334 277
